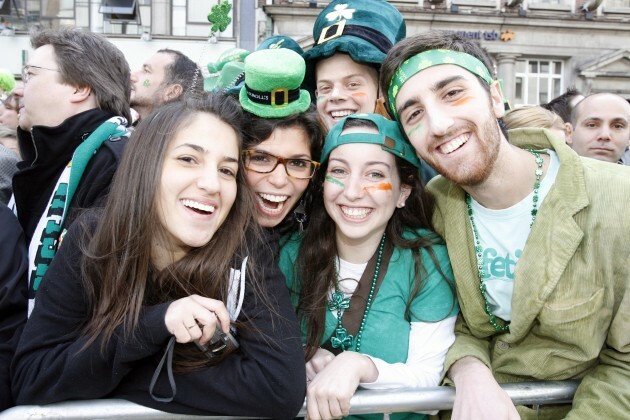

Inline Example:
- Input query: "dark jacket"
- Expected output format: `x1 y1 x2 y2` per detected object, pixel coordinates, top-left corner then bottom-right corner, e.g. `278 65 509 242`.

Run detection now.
12 108 127 244
11 214 306 418
0 204 28 410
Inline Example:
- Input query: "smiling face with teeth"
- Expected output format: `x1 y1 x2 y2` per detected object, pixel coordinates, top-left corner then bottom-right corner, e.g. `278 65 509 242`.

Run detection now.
324 134 411 255
244 126 312 228
395 65 506 187
315 53 379 130
155 112 239 264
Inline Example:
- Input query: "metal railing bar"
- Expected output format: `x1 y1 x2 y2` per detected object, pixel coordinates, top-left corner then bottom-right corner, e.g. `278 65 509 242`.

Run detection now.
0 380 580 419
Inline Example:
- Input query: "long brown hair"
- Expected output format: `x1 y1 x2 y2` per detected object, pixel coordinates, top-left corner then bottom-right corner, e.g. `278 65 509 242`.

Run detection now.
80 94 264 370
294 145 455 360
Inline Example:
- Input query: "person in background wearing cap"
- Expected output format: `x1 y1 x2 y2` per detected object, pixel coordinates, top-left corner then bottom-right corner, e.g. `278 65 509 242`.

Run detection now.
131 49 203 123
380 30 630 419
280 113 458 419
239 48 323 236
303 0 405 131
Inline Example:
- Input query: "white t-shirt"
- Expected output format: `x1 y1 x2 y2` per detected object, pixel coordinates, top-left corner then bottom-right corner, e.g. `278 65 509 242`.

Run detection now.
469 150 559 321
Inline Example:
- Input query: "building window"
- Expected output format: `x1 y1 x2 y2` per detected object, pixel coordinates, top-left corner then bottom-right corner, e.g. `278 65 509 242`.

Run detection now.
514 59 563 106
41 0 75 18
527 0 572 11
606 0 630 8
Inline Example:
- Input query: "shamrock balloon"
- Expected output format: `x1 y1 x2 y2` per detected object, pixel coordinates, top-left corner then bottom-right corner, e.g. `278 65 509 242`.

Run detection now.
207 0 232 33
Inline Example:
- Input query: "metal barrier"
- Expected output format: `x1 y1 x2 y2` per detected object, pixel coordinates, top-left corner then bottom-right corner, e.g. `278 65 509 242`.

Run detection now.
0 380 579 419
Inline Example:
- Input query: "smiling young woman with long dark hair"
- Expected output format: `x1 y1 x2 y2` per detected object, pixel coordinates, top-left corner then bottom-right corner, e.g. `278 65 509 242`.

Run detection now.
11 94 305 418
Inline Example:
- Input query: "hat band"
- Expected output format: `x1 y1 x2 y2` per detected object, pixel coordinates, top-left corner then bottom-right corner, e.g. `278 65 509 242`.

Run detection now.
245 84 301 108
316 20 392 54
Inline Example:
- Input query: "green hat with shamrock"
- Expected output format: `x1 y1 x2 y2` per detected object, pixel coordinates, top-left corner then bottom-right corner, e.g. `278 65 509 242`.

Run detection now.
256 35 304 56
303 0 405 67
239 49 311 119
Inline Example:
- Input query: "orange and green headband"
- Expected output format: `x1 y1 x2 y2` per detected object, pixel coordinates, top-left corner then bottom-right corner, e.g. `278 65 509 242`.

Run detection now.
387 49 506 120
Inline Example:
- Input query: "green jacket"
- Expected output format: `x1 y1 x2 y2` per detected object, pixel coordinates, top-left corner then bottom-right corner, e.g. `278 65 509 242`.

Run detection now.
428 128 630 419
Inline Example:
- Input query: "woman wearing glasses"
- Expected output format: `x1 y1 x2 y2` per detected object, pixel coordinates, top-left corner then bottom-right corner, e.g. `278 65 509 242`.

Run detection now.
238 49 322 234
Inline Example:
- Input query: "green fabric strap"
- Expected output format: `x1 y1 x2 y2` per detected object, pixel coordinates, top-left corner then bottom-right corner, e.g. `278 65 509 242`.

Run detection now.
63 120 128 220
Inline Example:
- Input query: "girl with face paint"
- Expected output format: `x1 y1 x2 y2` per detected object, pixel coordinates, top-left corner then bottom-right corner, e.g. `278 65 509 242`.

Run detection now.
279 114 459 420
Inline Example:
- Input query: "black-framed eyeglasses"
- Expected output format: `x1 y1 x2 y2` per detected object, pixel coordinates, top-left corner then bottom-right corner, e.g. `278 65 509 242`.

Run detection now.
242 150 319 180
22 65 61 83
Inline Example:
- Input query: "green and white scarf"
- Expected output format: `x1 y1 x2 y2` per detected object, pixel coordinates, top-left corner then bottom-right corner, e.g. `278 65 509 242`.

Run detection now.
11 116 129 315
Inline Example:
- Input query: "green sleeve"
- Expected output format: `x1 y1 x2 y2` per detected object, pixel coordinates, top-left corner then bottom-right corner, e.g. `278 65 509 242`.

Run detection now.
410 244 459 322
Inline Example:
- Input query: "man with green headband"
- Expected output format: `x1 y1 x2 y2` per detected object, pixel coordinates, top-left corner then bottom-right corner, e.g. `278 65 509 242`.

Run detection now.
380 30 630 419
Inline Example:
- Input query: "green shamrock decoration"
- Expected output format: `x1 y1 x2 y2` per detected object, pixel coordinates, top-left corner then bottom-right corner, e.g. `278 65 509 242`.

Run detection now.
207 0 232 33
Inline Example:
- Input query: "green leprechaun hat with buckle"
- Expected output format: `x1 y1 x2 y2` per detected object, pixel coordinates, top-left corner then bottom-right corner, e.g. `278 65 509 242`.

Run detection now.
239 48 311 118
303 0 405 67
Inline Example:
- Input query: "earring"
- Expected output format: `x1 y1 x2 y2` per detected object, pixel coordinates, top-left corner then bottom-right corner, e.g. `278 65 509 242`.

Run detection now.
293 200 307 233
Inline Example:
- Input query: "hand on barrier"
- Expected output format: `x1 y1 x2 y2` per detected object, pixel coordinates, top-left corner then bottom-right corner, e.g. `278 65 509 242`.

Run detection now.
449 356 520 420
164 294 230 345
306 350 378 419
306 348 335 382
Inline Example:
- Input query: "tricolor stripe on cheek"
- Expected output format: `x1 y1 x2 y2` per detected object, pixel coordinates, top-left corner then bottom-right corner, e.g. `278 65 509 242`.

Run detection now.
325 175 345 188
363 183 393 193
452 96 474 107
406 123 424 138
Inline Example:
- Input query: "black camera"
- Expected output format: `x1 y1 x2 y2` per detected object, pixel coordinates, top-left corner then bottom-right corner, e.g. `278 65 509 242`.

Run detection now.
194 328 239 361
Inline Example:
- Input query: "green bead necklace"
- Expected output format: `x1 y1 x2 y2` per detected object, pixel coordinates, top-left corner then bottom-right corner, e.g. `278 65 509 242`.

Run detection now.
465 149 543 332
328 233 386 352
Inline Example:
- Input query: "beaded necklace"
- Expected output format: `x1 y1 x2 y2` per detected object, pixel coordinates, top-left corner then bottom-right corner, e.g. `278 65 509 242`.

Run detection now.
328 233 386 352
465 149 543 332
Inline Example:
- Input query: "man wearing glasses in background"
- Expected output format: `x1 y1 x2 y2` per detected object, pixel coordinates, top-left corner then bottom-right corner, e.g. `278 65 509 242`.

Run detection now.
9 28 131 315
1 27 131 410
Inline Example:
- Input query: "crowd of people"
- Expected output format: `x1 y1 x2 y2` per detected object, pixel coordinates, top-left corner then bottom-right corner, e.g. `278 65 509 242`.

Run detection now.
0 0 628 418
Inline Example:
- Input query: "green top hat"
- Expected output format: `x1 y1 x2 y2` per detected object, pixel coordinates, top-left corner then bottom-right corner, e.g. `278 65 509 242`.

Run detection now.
321 113 420 168
303 0 405 67
239 49 311 119
207 48 250 74
257 34 305 56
